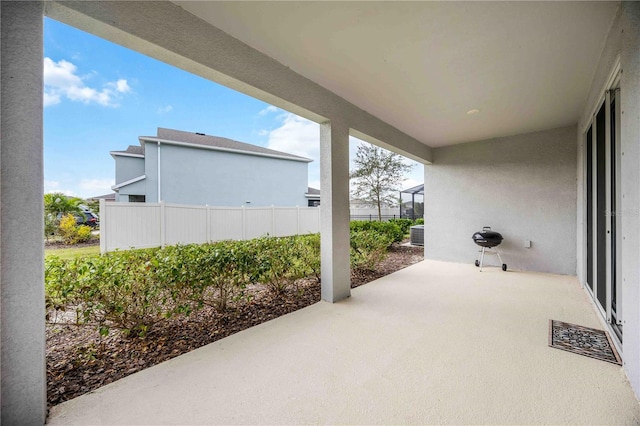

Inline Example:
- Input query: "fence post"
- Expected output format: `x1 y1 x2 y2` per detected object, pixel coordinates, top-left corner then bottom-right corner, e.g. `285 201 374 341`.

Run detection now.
205 204 210 242
271 205 276 236
99 198 106 254
241 205 246 240
160 200 166 248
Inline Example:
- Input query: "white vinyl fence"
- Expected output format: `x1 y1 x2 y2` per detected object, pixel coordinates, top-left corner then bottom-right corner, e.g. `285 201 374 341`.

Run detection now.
349 207 401 220
99 200 320 253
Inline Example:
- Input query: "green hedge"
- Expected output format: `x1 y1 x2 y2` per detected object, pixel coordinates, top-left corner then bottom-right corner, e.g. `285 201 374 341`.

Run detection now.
45 230 389 337
389 218 415 235
349 220 404 243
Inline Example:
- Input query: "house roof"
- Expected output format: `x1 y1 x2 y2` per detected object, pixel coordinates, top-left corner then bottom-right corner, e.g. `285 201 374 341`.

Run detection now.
88 193 117 201
138 128 312 162
401 184 424 195
306 187 320 195
110 145 145 157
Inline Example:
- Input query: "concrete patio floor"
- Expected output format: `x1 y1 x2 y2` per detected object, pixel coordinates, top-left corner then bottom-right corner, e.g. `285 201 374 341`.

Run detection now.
47 260 640 425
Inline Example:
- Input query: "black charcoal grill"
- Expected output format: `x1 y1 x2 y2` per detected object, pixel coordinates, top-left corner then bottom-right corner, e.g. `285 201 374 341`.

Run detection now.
472 226 507 271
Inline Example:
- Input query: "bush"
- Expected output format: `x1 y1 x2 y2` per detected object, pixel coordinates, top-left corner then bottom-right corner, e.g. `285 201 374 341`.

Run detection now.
350 230 393 271
350 220 403 243
389 218 415 235
46 250 163 336
44 214 58 240
414 218 424 225
44 231 394 338
298 234 321 282
58 213 92 244
252 236 309 295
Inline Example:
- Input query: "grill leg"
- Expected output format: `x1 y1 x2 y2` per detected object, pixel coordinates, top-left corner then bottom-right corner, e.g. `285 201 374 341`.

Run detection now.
479 247 486 272
495 248 504 265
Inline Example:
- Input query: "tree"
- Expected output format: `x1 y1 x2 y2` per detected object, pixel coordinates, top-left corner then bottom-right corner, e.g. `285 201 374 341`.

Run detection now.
44 192 84 217
350 143 413 221
44 193 84 239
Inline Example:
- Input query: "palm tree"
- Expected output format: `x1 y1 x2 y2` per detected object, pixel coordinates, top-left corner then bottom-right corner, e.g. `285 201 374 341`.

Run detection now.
44 193 84 240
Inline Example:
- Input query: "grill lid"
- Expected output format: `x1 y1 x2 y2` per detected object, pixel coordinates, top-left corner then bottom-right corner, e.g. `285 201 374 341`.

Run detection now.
472 226 503 248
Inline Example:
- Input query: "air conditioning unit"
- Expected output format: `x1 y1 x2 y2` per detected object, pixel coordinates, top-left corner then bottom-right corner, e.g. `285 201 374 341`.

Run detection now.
410 225 424 246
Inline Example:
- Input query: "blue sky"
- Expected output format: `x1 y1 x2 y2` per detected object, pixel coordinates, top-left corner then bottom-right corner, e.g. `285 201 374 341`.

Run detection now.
44 18 422 199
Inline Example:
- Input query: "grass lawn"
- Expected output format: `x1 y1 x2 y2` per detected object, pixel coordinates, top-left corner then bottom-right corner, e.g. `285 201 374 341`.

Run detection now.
45 245 100 260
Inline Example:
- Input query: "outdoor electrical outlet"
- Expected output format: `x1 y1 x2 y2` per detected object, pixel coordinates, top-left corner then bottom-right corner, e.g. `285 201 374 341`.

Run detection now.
524 240 531 248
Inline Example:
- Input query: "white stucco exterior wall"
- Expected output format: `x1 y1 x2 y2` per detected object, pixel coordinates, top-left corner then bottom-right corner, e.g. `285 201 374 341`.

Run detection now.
577 2 640 397
424 125 577 275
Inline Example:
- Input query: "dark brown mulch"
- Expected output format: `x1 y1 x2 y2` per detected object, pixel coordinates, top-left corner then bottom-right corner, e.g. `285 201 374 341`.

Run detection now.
45 238 100 249
46 243 423 407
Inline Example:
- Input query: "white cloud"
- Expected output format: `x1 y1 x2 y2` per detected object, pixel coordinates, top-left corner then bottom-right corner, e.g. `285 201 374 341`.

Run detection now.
157 104 173 114
43 57 131 107
115 79 131 93
259 105 279 116
43 92 61 107
44 180 76 197
265 112 423 192
267 113 320 160
44 180 60 192
79 178 115 196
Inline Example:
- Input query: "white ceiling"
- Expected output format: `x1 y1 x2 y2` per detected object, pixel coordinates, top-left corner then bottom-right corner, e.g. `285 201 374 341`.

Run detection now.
175 1 618 147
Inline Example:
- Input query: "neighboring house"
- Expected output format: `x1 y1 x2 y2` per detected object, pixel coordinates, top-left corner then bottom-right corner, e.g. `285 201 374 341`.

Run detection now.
88 193 116 203
110 128 312 206
349 198 396 209
305 187 320 207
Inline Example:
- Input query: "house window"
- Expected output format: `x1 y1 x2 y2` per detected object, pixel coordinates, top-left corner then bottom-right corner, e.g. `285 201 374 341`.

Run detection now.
129 195 146 203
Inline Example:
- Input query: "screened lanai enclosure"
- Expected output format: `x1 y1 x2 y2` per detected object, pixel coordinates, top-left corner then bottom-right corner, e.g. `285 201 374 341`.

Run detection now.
400 183 424 220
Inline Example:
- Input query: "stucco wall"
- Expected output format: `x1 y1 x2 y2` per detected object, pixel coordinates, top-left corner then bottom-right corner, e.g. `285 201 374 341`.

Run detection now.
117 179 146 199
144 143 309 207
424 125 577 275
114 155 144 184
576 2 640 397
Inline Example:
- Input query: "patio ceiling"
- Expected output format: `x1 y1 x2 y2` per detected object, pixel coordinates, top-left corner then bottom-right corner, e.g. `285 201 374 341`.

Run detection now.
175 1 618 147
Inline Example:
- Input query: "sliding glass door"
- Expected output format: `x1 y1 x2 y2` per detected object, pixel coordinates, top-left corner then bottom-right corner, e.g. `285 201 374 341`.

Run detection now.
585 83 622 342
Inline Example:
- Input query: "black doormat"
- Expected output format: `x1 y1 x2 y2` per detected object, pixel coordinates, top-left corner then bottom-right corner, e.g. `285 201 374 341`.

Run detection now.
549 320 621 365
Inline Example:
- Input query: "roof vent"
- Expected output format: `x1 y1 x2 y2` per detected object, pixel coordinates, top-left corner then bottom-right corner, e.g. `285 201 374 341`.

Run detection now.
195 132 205 136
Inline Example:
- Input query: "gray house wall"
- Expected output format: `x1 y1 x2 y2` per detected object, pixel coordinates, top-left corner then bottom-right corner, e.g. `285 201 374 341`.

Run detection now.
142 142 308 206
576 2 640 396
423 125 577 275
144 143 159 203
117 179 146 202
115 155 144 185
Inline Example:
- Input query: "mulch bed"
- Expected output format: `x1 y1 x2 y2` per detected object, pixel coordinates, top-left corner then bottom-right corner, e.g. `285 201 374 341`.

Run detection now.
46 243 424 407
45 238 100 249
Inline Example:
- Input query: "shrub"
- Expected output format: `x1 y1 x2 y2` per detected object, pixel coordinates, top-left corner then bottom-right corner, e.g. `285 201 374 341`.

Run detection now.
58 213 92 244
46 249 173 337
414 218 424 225
298 233 321 282
252 236 309 295
44 214 57 240
350 230 393 271
350 220 403 243
44 231 394 338
389 218 415 235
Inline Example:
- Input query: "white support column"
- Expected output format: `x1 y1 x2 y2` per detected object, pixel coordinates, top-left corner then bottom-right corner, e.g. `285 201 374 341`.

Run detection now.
320 119 351 302
1 1 47 424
